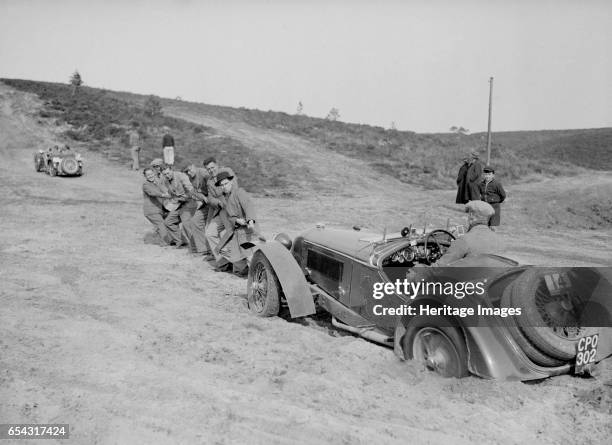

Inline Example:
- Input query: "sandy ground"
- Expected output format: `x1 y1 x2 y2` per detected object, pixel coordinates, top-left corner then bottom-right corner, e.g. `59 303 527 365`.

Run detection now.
1 83 611 445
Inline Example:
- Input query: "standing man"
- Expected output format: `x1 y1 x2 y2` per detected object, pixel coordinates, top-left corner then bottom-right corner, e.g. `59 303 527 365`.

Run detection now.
202 157 236 269
161 165 197 246
142 167 171 246
479 166 506 227
455 157 469 204
129 123 141 171
162 127 175 167
465 151 483 201
181 163 211 256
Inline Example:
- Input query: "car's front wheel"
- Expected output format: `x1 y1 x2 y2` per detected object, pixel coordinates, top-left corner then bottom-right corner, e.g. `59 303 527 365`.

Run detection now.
247 251 281 317
402 315 469 378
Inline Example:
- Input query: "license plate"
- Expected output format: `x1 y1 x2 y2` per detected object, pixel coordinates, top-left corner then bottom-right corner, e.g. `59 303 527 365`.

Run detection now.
575 333 599 374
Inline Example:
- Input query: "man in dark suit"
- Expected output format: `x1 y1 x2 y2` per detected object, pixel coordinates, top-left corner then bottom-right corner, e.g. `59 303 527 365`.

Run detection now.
465 151 483 201
455 157 469 204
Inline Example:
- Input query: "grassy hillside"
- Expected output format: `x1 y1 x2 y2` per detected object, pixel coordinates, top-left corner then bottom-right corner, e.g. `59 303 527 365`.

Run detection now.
1 79 307 195
4 78 612 191
155 97 612 188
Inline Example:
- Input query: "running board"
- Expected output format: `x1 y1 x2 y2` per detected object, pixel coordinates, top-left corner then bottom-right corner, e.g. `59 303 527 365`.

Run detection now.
309 284 374 328
331 317 394 347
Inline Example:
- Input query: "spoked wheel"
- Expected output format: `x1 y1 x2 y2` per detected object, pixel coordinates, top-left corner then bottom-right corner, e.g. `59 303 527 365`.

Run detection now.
412 328 464 377
247 251 281 317
402 314 468 378
501 280 564 367
61 157 79 175
512 268 598 360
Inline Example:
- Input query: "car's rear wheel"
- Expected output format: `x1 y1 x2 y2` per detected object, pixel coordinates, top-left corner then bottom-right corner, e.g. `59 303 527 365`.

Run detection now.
247 251 281 317
61 157 79 175
402 315 468 378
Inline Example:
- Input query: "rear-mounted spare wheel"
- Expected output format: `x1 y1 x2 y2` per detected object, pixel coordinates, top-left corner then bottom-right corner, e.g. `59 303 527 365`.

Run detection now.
510 268 598 361
61 157 79 175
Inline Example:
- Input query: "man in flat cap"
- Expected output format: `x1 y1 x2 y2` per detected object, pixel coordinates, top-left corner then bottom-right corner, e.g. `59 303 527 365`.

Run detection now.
465 151 483 201
436 200 504 266
479 166 506 227
213 170 262 276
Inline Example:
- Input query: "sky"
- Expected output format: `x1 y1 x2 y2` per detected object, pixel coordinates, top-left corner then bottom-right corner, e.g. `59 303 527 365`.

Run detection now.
0 0 610 133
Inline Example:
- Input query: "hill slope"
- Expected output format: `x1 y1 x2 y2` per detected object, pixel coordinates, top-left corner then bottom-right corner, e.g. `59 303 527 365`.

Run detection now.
2 78 612 230
4 79 611 192
0 79 311 195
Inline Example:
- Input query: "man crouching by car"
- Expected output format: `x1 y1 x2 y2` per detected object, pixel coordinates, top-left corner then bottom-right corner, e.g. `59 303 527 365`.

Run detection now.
214 171 263 276
142 167 172 246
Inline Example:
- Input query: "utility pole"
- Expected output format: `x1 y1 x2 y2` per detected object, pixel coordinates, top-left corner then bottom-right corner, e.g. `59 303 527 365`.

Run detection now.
486 77 494 165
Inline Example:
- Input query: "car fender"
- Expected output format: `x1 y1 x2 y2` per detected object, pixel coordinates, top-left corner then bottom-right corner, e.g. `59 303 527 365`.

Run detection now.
393 310 572 381
463 326 570 380
254 242 316 318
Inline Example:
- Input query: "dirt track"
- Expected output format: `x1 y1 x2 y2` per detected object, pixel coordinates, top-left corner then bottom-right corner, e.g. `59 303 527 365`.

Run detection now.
1 83 611 444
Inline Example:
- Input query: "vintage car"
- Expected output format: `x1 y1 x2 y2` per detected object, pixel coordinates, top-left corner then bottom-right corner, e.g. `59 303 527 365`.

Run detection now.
246 225 612 380
34 147 83 176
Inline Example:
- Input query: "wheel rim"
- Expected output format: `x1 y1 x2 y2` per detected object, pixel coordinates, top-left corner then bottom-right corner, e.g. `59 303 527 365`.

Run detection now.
534 278 587 340
412 328 461 377
250 262 268 312
62 158 78 174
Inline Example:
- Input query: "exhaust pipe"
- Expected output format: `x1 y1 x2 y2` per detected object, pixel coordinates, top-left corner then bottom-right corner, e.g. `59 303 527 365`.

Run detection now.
331 317 394 347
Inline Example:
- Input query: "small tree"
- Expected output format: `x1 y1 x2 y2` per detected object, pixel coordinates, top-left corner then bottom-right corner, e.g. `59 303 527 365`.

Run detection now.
144 95 163 118
70 70 82 96
326 107 340 121
450 125 470 135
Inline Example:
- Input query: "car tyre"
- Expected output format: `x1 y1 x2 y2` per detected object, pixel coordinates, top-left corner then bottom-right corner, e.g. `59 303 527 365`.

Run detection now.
61 157 79 175
247 251 281 317
501 280 564 367
511 268 597 360
402 315 469 378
